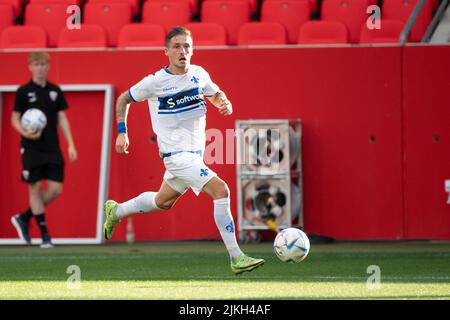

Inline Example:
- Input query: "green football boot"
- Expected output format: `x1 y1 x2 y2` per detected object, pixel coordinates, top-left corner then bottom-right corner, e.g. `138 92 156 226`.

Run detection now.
103 200 120 240
231 253 265 275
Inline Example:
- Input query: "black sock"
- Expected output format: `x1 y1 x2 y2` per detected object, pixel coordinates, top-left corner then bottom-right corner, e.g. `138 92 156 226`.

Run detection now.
20 208 33 224
34 213 49 236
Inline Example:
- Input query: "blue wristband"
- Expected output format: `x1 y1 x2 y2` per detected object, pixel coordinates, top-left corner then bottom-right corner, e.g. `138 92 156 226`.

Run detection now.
117 122 127 134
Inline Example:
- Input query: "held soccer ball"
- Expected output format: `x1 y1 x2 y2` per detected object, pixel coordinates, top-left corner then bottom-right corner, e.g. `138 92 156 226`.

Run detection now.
21 108 47 133
273 228 310 263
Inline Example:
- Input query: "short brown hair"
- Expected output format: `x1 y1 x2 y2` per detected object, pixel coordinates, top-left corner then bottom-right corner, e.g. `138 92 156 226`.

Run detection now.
28 52 50 65
165 26 192 47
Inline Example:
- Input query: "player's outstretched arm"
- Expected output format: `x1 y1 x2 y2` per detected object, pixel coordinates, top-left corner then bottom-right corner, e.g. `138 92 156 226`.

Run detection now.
207 91 233 116
115 91 133 154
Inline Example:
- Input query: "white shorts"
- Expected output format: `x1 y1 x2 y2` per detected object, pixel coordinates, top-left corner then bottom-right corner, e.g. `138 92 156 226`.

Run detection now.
163 152 216 196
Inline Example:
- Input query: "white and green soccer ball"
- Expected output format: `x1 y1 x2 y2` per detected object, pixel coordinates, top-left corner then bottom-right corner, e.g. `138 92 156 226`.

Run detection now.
273 228 310 263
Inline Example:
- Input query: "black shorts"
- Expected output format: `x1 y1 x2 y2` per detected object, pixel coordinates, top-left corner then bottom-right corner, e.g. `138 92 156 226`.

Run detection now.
21 148 65 184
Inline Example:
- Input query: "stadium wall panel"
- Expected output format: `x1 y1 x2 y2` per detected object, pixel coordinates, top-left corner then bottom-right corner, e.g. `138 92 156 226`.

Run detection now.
0 45 449 241
402 45 450 240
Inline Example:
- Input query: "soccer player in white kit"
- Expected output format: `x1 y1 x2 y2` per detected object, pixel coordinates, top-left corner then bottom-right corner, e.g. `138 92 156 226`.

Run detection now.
103 27 265 275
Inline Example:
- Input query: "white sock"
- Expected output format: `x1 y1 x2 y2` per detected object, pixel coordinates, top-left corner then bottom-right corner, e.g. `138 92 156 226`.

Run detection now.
213 197 243 260
116 192 160 219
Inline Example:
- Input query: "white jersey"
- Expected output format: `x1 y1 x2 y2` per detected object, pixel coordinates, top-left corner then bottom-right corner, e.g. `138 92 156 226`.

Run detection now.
128 64 220 154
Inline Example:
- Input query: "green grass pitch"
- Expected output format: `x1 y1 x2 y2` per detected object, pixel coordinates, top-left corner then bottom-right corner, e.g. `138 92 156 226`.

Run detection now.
0 241 449 300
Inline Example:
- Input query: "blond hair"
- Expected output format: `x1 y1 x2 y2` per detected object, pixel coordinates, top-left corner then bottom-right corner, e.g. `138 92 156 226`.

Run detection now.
28 52 50 65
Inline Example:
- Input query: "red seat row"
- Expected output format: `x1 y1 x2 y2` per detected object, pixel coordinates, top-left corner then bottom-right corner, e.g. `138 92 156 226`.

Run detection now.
0 20 410 48
0 0 317 16
0 0 437 47
0 0 441 16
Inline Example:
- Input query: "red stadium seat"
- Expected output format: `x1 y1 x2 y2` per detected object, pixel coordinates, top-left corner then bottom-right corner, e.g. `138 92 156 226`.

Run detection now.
25 3 68 47
184 22 227 46
0 4 14 35
307 0 317 12
84 2 132 47
203 0 257 15
432 0 439 10
382 0 433 42
201 0 250 45
144 0 199 15
29 0 80 5
298 20 349 44
87 0 138 16
0 25 47 48
359 20 406 44
265 0 318 13
58 24 107 48
321 0 370 43
237 22 287 45
142 1 191 33
261 0 310 44
0 0 21 17
117 24 166 47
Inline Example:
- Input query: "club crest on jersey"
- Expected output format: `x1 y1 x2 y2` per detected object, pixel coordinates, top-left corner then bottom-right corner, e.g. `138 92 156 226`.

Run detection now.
49 91 58 101
200 168 209 177
190 76 199 84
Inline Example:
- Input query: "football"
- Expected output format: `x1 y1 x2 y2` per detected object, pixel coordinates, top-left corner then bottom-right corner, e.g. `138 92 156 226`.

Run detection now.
21 108 47 133
273 228 310 263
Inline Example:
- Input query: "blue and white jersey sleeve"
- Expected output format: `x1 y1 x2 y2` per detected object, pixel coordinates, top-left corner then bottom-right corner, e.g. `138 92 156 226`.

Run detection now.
128 74 155 102
200 68 220 97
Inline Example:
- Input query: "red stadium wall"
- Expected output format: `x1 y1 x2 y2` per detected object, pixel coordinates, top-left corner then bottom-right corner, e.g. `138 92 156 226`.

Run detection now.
0 45 449 241
402 45 450 240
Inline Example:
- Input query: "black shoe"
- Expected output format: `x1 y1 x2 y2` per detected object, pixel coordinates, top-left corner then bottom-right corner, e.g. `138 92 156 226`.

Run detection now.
40 233 54 249
11 214 31 244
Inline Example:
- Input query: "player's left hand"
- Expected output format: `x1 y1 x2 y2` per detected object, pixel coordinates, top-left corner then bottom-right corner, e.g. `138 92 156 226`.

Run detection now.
218 97 232 116
68 145 77 163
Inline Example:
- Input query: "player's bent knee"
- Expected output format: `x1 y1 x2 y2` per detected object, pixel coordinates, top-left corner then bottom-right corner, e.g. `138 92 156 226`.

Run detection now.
155 198 174 210
204 178 230 199
158 203 173 210
215 183 230 199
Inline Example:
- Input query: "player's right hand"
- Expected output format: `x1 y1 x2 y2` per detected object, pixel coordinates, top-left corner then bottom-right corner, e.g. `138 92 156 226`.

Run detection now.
22 130 42 140
116 133 129 154
218 97 232 116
